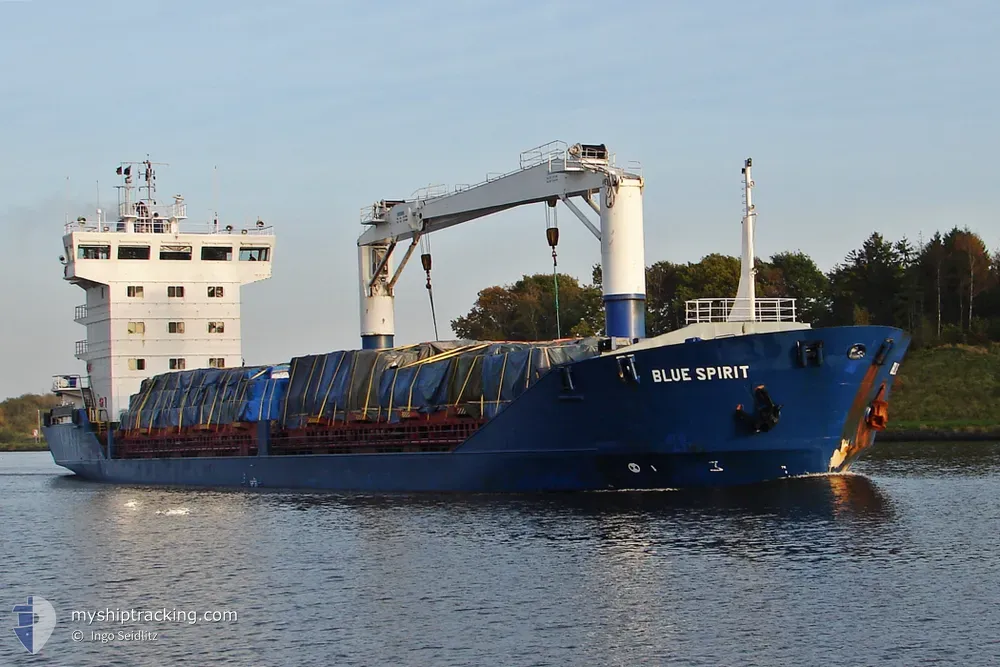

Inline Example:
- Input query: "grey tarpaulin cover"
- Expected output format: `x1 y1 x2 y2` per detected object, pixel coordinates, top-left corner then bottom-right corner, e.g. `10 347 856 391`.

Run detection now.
121 339 601 431
280 338 601 427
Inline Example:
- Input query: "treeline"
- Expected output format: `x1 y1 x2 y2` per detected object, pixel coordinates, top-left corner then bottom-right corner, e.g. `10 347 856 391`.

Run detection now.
452 227 999 348
0 394 59 445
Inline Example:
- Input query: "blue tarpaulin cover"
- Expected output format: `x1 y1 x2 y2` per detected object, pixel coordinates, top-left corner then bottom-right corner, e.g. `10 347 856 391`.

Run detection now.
121 364 289 431
121 339 601 431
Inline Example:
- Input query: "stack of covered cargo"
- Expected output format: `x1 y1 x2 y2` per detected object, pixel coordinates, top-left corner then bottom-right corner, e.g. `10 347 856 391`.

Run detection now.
120 364 289 432
280 338 601 427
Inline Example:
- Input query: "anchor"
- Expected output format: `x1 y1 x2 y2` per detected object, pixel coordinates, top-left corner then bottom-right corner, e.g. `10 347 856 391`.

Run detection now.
735 385 782 433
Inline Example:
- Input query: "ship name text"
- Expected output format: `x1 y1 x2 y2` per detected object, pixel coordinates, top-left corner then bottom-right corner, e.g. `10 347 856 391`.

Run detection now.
651 365 750 383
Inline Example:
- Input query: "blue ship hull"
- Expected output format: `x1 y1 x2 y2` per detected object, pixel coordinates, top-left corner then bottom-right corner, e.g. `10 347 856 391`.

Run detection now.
44 326 909 492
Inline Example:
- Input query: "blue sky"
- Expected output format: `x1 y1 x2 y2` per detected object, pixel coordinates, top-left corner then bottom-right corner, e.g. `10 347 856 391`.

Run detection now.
0 0 996 399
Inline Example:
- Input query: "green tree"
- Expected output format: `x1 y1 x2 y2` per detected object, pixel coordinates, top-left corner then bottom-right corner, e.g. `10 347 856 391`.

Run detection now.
645 260 684 335
0 394 59 445
918 232 948 338
951 229 992 330
451 273 602 341
827 232 908 326
766 251 829 323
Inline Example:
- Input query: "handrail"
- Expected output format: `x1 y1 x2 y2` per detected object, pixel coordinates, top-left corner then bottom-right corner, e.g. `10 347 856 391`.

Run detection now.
685 298 798 324
359 140 642 224
64 219 274 236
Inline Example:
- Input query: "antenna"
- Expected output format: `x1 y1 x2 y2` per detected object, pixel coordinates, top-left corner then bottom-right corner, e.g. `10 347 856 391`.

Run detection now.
64 176 70 225
212 164 219 232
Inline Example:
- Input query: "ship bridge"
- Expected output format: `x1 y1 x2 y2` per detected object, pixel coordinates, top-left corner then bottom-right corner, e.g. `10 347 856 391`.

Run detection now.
59 159 276 418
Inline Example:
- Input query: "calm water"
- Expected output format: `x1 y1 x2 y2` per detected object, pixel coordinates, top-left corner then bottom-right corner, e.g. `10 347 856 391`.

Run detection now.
2 443 999 666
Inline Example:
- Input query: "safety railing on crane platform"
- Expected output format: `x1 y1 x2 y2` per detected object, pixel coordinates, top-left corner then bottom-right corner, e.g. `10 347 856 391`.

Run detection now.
685 298 798 324
358 140 643 225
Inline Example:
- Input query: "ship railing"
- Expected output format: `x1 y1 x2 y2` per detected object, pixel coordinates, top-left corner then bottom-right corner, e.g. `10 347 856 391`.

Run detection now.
64 218 274 236
74 304 88 322
52 374 89 392
685 298 798 324
359 141 639 224
520 140 571 169
119 201 187 222
74 340 89 358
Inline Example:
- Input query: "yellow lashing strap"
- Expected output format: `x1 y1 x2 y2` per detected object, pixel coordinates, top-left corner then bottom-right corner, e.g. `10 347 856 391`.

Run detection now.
146 378 172 434
132 378 158 431
177 371 205 431
234 371 254 421
452 355 480 407
362 351 384 419
301 356 322 418
281 358 299 424
387 367 399 418
206 370 234 427
399 343 490 369
316 352 348 422
406 365 422 412
495 352 508 406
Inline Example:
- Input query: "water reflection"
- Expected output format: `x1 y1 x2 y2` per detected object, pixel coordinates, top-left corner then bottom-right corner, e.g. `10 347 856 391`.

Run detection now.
860 441 1000 477
47 470 895 526
8 448 999 666
236 472 894 523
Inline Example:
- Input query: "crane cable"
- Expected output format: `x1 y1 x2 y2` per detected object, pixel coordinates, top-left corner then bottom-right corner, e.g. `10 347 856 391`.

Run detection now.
546 202 562 339
420 234 440 341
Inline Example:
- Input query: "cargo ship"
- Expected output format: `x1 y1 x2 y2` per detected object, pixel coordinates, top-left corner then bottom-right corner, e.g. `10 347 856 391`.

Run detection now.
43 145 910 491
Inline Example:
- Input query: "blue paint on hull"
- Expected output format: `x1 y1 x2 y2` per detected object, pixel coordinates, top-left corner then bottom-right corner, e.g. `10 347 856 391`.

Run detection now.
44 325 909 492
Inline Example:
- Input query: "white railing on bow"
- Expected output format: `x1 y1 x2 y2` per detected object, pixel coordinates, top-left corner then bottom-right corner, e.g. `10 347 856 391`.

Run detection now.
685 298 798 324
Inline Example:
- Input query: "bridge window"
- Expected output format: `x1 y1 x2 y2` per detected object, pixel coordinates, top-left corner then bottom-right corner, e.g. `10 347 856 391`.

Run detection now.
118 245 150 260
208 321 225 334
169 358 186 370
208 286 224 298
78 245 111 259
160 244 192 260
167 285 185 298
127 321 145 335
127 286 144 298
127 358 146 371
201 246 232 261
168 321 185 334
239 247 270 262
208 357 225 368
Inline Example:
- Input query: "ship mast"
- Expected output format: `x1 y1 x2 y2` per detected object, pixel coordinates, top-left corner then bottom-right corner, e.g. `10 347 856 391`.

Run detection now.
730 157 756 321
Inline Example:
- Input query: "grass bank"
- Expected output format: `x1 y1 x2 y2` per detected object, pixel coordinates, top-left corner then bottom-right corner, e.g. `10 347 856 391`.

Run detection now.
0 439 48 452
883 343 1000 440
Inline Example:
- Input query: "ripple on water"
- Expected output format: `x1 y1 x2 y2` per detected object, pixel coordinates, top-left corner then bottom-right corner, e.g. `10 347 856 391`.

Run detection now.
1 445 998 666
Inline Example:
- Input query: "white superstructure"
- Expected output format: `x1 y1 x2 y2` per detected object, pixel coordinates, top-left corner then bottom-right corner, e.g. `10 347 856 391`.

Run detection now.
58 159 275 419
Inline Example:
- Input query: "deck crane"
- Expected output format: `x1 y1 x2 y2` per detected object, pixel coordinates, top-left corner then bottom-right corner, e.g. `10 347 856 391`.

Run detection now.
357 141 646 350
